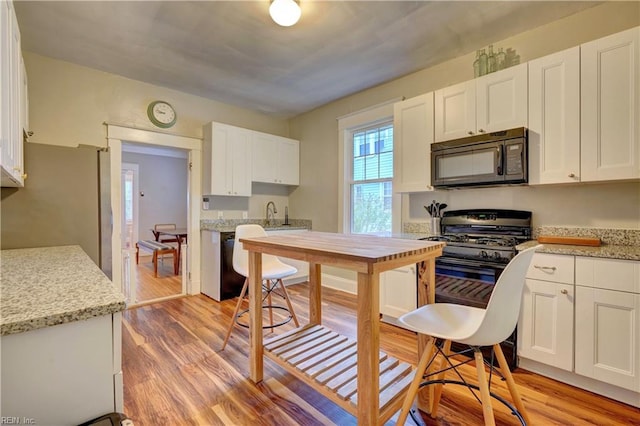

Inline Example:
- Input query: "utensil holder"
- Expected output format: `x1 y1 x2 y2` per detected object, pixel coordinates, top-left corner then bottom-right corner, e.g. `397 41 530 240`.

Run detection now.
431 217 441 236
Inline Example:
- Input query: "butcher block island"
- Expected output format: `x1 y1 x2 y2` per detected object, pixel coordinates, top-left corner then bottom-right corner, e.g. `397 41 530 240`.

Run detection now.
1 246 126 425
239 231 444 425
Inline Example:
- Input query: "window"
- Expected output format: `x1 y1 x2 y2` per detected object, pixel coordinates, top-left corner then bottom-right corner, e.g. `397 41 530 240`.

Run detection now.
350 123 393 234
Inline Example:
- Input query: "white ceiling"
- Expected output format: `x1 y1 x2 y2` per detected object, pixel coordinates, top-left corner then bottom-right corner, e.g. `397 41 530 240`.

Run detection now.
15 1 600 118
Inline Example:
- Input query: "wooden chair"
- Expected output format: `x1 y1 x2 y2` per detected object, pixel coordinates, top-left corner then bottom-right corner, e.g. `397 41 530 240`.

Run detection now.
136 240 178 277
153 223 179 266
396 245 541 426
221 224 300 350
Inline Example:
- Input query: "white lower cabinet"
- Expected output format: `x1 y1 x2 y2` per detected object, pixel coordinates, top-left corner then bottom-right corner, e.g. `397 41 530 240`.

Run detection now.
380 264 417 324
519 253 640 404
574 257 640 392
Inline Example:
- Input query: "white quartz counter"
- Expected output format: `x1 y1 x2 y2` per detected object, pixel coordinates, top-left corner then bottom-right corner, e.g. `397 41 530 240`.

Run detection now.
1 245 126 336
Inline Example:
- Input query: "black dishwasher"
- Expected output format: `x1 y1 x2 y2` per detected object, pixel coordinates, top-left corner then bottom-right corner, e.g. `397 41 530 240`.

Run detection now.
220 232 246 300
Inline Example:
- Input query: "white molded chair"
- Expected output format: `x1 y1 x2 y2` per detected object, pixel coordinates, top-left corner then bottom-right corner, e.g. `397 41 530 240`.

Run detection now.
396 245 541 426
221 224 300 350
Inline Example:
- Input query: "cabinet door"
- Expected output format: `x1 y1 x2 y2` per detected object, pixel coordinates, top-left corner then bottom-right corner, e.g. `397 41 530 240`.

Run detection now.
208 123 233 195
230 127 251 196
380 264 417 319
276 136 299 185
528 47 580 184
518 278 574 371
575 286 640 392
434 80 475 142
581 26 640 182
393 93 434 193
476 63 528 133
251 131 276 183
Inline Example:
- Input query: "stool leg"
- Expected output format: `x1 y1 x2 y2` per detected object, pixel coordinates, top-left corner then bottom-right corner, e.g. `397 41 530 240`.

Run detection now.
474 349 496 426
397 336 436 425
152 250 158 278
278 279 300 327
221 278 248 351
494 344 530 425
430 339 452 416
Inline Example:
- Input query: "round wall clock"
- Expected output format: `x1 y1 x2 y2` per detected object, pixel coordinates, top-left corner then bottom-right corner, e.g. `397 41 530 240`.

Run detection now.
147 100 177 128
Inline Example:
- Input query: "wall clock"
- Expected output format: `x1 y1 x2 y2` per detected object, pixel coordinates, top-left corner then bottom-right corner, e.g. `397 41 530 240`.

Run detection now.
147 100 177 128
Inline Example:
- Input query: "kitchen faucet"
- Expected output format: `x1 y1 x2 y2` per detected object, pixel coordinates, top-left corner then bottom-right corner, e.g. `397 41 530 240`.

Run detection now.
265 201 277 226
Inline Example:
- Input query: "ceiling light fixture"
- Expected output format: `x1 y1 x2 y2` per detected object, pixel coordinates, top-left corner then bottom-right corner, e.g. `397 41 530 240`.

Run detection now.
269 0 301 27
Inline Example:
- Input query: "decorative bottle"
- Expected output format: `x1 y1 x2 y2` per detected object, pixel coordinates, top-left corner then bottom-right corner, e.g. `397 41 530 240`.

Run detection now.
487 45 496 73
473 50 481 78
478 49 488 76
496 47 506 70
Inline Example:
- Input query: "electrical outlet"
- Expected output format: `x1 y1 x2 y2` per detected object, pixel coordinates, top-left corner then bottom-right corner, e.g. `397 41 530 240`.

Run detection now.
217 211 224 219
242 211 248 219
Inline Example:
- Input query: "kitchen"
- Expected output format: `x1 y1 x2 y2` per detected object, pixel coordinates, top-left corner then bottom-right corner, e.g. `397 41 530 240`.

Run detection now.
1 1 640 425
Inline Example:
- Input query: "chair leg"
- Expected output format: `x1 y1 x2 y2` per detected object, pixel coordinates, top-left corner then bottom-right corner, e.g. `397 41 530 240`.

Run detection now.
278 279 300 327
430 339 452 416
494 344 531 425
397 336 436 425
173 249 179 275
266 279 275 332
221 278 249 351
135 243 139 264
474 349 496 426
152 250 158 278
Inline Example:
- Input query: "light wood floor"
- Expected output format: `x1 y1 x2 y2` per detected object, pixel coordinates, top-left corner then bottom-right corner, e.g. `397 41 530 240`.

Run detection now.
122 283 640 425
134 254 182 302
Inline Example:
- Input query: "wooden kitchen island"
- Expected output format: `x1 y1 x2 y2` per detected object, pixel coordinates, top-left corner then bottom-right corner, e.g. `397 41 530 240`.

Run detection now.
240 231 444 425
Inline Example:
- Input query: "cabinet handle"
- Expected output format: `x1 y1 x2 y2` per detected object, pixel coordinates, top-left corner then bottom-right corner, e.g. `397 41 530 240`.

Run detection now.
533 265 557 272
478 129 485 133
560 289 568 295
568 173 576 178
468 131 474 135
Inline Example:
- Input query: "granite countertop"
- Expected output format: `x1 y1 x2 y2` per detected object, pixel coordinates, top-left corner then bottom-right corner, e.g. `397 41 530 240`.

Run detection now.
1 246 126 336
517 240 640 261
201 218 311 233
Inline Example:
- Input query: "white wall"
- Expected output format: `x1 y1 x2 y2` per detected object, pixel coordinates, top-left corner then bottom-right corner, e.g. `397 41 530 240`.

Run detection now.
289 2 640 234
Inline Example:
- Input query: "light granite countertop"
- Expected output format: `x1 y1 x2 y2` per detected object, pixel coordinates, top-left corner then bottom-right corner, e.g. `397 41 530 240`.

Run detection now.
201 218 311 233
517 240 640 261
1 246 126 336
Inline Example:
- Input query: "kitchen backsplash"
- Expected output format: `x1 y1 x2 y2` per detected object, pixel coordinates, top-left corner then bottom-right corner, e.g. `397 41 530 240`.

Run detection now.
402 222 640 246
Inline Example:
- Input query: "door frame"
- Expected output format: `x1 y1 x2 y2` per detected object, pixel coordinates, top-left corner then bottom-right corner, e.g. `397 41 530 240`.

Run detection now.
107 124 202 297
121 162 139 250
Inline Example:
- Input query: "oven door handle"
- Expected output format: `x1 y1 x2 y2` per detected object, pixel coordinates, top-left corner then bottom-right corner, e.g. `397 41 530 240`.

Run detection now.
438 259 506 275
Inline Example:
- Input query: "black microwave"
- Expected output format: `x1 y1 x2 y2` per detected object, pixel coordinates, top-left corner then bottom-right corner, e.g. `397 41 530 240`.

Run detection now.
431 127 527 188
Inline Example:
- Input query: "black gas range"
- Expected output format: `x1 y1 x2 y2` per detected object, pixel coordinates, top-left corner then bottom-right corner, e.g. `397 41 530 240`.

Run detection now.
421 209 532 370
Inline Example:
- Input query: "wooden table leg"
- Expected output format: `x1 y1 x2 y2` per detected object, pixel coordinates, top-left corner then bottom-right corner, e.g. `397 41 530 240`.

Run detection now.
308 262 322 325
417 259 436 414
249 250 264 383
357 271 380 424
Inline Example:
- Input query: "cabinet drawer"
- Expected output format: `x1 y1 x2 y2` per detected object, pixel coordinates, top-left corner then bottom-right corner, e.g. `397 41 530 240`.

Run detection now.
526 253 574 284
575 257 640 293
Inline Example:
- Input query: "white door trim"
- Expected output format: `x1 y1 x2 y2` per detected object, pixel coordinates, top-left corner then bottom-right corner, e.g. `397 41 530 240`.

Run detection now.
121 162 139 250
107 124 202 297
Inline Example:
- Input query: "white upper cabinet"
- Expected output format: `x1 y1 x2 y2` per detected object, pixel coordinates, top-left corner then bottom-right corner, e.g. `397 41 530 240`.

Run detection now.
435 63 527 142
203 122 252 197
528 47 581 184
581 26 640 182
251 131 299 186
1 0 27 187
393 92 434 193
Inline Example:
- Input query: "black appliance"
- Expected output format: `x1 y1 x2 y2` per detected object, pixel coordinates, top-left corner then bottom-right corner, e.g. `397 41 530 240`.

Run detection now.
220 232 246 300
421 208 532 370
431 127 528 188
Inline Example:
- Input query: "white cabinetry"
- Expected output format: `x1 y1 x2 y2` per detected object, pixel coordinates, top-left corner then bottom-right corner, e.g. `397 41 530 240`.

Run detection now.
581 26 640 182
203 122 252 197
392 93 434 193
519 253 575 371
435 63 527 142
380 264 417 325
528 47 581 184
251 132 299 185
1 0 27 187
574 257 640 392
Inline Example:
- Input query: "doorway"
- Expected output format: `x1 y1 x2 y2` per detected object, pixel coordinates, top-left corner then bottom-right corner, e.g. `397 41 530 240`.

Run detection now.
107 125 202 307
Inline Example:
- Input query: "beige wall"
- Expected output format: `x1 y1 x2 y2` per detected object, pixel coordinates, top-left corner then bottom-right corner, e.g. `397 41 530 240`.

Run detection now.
24 52 290 149
289 2 640 233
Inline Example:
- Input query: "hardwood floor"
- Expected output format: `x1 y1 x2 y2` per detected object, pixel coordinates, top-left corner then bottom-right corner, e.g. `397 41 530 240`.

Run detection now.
122 283 640 425
134 254 182 302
